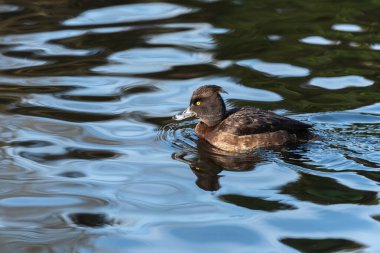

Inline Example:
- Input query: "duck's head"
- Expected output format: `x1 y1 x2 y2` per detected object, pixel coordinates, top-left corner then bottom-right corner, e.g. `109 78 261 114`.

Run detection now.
173 85 228 126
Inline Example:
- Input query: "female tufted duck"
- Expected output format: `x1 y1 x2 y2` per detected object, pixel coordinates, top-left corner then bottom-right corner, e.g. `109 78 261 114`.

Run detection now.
173 85 313 153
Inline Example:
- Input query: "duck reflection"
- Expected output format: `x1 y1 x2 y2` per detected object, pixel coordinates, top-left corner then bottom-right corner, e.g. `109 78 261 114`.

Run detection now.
172 139 262 191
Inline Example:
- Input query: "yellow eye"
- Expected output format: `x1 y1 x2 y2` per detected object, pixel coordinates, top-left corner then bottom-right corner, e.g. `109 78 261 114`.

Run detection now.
196 101 201 106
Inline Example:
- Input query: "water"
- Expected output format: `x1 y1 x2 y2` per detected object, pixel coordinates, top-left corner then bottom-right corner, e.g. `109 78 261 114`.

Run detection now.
0 0 379 252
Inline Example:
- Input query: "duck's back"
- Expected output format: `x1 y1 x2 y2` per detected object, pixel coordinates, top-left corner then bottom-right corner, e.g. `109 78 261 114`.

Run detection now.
217 107 311 136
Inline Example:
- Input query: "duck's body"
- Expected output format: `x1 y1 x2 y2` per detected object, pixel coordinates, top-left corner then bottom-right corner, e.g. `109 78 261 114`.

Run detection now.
195 107 311 152
174 85 313 153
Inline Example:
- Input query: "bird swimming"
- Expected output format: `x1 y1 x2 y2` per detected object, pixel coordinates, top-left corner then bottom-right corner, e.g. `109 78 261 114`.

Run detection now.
173 85 313 153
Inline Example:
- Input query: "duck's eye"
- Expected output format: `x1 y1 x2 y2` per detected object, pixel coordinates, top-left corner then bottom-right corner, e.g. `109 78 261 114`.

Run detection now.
196 101 201 106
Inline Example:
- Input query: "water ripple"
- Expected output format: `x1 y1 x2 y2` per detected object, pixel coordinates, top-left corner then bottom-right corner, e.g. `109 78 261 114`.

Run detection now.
19 147 121 163
0 30 93 57
0 196 84 207
158 121 198 152
8 105 121 122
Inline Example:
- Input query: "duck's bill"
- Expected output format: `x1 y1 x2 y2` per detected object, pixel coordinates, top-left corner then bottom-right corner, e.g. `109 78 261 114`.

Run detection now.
173 107 195 121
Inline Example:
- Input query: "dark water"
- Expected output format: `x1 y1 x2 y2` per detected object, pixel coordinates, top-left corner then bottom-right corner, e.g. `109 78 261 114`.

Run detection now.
0 0 380 252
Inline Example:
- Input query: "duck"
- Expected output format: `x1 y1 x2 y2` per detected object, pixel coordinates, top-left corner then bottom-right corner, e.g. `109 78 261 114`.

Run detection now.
173 85 313 153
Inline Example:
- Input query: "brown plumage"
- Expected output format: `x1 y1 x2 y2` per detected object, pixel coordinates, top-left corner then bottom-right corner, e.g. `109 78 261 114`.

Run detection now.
174 85 313 153
218 107 311 136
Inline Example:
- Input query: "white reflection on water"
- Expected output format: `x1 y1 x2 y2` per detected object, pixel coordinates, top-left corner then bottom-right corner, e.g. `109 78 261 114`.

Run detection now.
147 23 229 50
300 36 339 46
370 44 380 51
93 47 213 74
332 23 364 32
63 2 195 26
0 53 47 70
237 59 310 78
0 4 20 13
309 75 374 90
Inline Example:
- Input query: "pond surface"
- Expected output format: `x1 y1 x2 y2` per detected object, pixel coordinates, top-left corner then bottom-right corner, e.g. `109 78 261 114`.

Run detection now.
0 0 380 252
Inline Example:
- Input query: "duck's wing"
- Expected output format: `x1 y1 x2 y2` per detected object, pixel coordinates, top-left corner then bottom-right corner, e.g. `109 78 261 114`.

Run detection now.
217 107 312 136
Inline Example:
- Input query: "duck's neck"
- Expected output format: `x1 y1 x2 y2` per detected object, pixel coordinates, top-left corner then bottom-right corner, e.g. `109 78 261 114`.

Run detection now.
195 121 217 139
201 94 226 127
